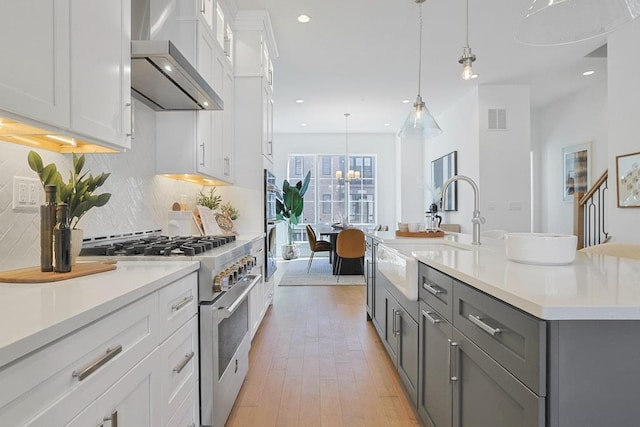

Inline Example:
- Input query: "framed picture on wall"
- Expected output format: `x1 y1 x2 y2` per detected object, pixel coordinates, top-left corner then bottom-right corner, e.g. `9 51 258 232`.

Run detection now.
432 151 458 211
616 151 640 207
562 143 591 203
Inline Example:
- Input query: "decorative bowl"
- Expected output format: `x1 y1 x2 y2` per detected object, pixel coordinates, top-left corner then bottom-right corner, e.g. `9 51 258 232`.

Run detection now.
505 233 577 265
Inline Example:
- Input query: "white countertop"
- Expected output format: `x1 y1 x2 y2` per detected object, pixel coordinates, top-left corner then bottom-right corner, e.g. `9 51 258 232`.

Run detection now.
0 261 199 369
369 231 640 320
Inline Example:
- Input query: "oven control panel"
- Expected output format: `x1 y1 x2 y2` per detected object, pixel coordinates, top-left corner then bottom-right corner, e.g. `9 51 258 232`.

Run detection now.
213 255 257 293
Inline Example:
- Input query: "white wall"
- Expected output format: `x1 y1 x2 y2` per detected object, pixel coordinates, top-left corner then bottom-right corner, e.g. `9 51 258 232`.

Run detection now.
607 19 640 243
532 80 608 234
425 88 479 233
478 85 532 232
396 132 425 224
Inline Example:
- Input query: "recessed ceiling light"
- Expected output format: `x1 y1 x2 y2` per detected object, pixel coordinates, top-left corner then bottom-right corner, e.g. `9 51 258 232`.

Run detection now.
295 99 304 104
300 123 308 127
297 14 310 23
402 99 411 104
583 70 595 76
471 74 479 79
203 101 209 107
384 123 391 127
164 65 172 72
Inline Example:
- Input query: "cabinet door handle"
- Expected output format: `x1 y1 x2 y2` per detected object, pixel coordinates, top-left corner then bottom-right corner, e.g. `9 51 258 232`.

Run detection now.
449 340 459 383
200 143 206 166
172 295 194 312
422 310 441 325
224 157 230 175
72 345 122 381
468 314 502 336
394 310 401 336
200 0 205 14
391 308 396 336
103 410 118 427
423 282 443 296
173 351 195 374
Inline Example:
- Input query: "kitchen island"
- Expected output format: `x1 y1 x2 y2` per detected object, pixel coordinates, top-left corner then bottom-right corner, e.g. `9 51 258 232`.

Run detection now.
366 231 640 427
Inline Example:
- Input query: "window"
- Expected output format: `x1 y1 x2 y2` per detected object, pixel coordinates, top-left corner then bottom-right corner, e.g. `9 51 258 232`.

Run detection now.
287 154 377 243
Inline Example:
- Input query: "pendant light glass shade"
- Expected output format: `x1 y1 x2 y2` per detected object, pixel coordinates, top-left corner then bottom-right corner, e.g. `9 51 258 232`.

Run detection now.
515 0 640 45
400 0 442 139
401 95 442 137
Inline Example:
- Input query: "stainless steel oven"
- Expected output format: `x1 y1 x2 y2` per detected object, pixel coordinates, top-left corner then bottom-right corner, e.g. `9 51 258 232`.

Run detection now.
199 272 261 427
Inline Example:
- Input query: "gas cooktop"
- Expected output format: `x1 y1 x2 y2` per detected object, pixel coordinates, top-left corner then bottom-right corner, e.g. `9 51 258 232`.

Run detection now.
79 233 236 257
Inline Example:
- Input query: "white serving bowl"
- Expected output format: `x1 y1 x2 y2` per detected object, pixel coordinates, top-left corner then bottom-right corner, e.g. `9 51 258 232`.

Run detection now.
504 233 578 265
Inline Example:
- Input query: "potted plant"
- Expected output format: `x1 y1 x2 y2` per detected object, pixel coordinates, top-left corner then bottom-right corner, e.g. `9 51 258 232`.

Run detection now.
28 151 111 262
276 171 311 260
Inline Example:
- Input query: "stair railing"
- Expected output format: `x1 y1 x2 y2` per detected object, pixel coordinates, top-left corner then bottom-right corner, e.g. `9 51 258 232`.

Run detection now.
574 170 609 249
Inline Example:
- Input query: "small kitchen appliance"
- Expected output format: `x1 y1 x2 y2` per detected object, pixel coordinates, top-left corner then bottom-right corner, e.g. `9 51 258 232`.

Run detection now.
426 202 442 232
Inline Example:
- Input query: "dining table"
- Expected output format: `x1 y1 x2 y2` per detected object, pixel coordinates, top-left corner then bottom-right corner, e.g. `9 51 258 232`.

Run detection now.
318 224 365 275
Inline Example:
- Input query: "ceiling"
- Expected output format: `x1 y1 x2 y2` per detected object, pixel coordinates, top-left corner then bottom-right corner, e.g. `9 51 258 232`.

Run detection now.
234 0 609 134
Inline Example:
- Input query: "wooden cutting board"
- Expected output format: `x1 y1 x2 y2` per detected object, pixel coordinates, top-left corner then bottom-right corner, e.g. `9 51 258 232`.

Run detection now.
0 262 117 283
395 230 445 238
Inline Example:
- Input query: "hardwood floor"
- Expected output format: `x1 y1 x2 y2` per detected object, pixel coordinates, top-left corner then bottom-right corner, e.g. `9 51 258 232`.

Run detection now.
227 285 421 427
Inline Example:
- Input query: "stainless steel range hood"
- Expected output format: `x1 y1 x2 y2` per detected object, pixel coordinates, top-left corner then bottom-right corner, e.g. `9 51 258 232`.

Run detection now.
131 40 224 111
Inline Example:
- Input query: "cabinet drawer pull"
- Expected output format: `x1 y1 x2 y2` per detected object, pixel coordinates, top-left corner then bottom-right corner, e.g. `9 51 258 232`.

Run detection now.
72 345 122 381
449 341 459 382
468 314 502 336
422 310 441 325
172 295 194 312
394 310 401 336
103 410 118 427
173 351 195 374
423 282 443 296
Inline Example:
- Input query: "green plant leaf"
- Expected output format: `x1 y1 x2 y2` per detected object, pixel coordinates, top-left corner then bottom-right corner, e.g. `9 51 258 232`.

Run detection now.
298 171 311 197
94 193 111 207
27 151 44 173
41 164 59 186
73 154 85 175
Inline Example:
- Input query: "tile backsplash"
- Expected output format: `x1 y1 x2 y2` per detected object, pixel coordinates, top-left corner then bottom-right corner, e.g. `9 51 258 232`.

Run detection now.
0 101 203 270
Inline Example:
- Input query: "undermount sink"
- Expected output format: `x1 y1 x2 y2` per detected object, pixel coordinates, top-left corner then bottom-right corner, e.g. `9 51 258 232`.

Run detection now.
376 243 469 301
505 233 578 266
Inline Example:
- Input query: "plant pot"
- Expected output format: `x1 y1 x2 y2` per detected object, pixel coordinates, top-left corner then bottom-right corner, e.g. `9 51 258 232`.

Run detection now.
281 244 299 260
71 228 83 265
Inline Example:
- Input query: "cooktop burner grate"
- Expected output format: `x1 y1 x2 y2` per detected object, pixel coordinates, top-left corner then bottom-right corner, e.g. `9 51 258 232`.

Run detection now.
79 234 236 257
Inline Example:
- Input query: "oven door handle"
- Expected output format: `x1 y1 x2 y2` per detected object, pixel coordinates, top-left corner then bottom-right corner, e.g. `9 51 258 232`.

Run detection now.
214 274 262 319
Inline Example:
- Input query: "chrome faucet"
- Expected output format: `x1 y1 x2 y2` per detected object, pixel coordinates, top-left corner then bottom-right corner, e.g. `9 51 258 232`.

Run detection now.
441 175 485 245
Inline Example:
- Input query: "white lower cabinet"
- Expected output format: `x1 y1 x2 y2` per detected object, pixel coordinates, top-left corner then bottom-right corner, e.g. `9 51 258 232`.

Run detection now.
166 382 199 427
160 316 199 425
0 271 199 427
67 349 161 427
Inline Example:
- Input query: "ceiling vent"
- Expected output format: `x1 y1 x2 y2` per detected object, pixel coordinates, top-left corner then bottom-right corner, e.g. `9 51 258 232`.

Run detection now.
488 108 507 131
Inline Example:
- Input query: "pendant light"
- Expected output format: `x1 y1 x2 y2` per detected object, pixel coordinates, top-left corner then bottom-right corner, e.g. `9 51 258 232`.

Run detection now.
515 0 640 46
458 0 477 80
400 0 442 138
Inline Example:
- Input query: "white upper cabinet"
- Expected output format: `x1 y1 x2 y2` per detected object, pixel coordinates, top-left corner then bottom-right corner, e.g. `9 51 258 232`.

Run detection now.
70 0 132 150
152 0 233 183
0 0 131 152
235 11 278 167
0 0 70 129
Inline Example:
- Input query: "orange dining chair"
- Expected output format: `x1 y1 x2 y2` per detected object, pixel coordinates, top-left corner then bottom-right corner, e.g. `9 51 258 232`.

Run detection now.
306 225 334 272
335 228 366 282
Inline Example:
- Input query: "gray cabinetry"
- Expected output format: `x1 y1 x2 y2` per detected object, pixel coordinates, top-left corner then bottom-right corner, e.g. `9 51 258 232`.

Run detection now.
452 329 544 427
365 237 378 321
418 301 453 427
418 263 545 427
377 273 419 406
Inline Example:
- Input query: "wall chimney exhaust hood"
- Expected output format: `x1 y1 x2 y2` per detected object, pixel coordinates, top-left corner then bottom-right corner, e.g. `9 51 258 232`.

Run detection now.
131 40 224 111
